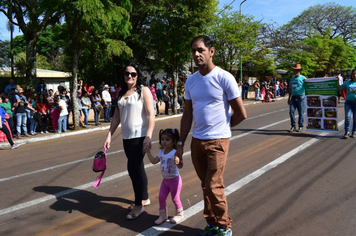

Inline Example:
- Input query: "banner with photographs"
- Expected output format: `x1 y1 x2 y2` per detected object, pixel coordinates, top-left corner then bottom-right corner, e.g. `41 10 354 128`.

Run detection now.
305 77 338 133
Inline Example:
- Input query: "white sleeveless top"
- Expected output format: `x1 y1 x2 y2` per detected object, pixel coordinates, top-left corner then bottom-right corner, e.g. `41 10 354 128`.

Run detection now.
117 89 148 139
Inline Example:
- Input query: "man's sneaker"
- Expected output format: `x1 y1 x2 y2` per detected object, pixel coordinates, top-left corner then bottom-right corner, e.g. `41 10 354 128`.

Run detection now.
351 132 356 138
288 127 296 132
11 143 20 149
297 127 303 132
218 228 232 236
198 225 219 236
343 132 350 139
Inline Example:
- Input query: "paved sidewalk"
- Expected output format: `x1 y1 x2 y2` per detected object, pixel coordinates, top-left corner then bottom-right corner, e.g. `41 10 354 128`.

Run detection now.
0 97 287 149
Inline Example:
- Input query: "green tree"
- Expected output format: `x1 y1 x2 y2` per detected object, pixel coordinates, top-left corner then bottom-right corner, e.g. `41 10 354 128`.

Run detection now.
209 10 267 78
145 0 217 114
12 27 66 71
0 39 10 66
0 0 62 81
58 0 132 129
123 0 160 74
280 2 356 45
14 52 51 76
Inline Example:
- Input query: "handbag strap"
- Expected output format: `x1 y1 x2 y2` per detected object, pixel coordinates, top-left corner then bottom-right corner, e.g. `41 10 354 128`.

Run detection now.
93 147 107 188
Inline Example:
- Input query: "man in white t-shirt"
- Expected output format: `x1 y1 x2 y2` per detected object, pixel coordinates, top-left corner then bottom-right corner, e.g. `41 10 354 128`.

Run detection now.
55 97 69 133
102 84 112 122
175 35 247 236
336 71 344 103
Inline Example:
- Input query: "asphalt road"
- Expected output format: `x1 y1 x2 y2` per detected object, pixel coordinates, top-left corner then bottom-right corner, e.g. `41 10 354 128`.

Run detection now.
1 98 355 236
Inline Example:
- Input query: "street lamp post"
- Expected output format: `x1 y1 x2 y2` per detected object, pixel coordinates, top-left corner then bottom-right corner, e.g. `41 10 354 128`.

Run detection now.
239 0 247 82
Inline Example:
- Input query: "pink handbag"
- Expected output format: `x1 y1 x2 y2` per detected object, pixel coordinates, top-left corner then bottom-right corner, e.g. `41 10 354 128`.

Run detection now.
92 148 107 188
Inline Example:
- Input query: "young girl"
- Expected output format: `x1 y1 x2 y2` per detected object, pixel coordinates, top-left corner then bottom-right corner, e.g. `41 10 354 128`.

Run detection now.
146 128 184 225
0 96 19 149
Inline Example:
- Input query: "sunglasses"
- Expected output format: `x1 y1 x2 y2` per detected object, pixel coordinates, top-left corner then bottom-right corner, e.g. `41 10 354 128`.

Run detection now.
124 71 137 77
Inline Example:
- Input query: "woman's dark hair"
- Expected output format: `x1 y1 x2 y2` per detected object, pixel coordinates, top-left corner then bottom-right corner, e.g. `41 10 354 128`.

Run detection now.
159 128 180 149
37 93 48 105
1 95 8 101
118 62 145 100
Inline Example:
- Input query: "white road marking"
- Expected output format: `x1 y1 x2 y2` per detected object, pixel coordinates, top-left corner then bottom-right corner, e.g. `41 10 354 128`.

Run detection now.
0 115 343 227
136 121 343 236
0 110 288 183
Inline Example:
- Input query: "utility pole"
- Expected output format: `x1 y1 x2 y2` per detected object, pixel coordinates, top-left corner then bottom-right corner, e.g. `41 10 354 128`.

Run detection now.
239 0 247 82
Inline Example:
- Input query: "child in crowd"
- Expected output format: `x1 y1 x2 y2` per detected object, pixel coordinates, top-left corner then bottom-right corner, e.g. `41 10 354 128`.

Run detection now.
146 128 184 225
55 97 68 133
0 95 14 132
149 83 158 116
0 96 19 149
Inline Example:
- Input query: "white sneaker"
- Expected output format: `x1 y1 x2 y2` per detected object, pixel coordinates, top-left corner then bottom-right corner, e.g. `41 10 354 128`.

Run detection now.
11 143 20 149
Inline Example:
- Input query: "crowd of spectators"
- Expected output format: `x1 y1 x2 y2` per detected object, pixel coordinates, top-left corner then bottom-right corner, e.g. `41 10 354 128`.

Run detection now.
0 75 187 143
143 74 185 116
240 78 289 103
0 78 123 142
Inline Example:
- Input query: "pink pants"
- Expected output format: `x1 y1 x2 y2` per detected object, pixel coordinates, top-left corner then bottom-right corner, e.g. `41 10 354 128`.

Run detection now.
51 109 60 131
158 175 182 210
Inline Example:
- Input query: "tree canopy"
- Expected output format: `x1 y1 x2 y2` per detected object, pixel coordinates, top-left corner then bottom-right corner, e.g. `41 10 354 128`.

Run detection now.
1 0 356 86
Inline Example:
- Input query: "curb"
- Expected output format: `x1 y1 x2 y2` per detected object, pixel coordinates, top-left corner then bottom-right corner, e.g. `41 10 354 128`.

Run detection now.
0 114 183 148
1 97 288 148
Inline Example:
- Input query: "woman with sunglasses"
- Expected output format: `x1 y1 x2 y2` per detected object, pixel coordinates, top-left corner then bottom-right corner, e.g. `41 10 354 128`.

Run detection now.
103 62 155 220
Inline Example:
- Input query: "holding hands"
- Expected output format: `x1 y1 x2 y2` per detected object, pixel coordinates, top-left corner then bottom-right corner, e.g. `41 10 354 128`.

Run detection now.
174 146 183 168
143 136 151 152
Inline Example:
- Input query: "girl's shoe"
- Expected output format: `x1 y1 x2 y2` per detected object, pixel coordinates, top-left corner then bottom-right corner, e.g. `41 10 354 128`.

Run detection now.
155 208 168 225
170 208 184 223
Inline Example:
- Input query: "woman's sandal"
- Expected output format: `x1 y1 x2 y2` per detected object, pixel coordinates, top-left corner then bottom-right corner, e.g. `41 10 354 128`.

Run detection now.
128 199 151 210
126 206 145 220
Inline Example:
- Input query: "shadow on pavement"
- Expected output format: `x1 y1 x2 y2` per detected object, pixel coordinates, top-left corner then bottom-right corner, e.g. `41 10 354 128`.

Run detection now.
33 186 201 235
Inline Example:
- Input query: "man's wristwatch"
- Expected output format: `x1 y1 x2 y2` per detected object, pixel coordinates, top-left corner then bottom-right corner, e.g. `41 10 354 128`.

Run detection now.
177 141 184 146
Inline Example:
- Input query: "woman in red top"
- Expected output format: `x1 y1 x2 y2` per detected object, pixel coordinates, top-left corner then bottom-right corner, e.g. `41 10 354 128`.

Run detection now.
36 94 50 133
84 80 95 96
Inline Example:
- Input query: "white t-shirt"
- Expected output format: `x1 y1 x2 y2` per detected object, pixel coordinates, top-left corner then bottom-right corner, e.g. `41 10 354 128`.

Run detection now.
338 75 344 85
58 100 68 116
102 90 112 102
117 89 148 139
158 149 179 179
185 66 239 139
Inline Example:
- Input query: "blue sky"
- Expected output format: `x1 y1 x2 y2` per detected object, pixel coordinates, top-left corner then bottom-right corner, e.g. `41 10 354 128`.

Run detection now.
0 0 355 41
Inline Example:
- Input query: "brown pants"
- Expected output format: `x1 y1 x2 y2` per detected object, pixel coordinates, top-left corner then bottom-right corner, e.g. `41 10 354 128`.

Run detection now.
191 137 232 229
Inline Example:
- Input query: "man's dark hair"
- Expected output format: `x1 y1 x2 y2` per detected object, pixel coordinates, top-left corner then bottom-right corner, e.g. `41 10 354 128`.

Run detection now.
190 35 213 49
